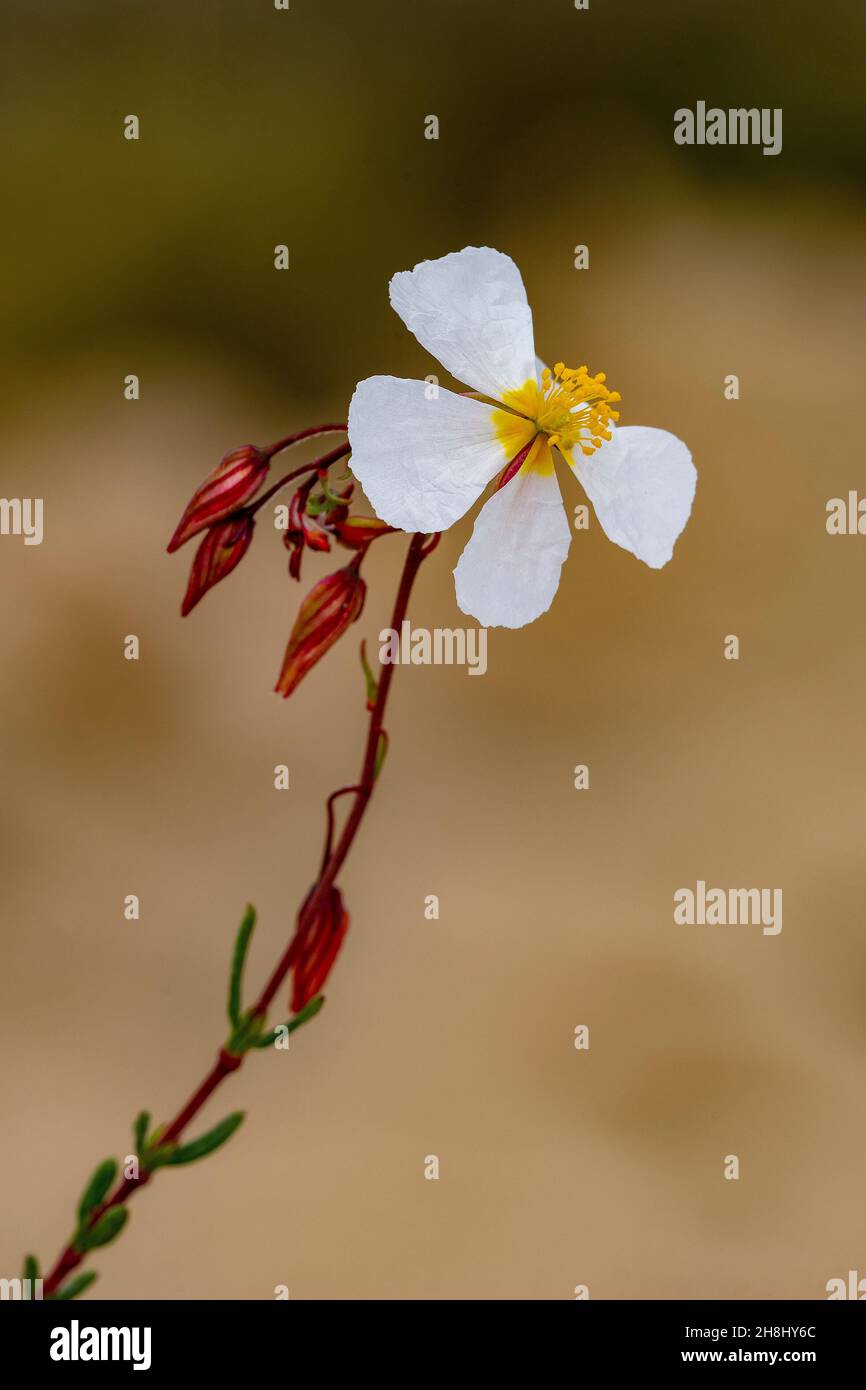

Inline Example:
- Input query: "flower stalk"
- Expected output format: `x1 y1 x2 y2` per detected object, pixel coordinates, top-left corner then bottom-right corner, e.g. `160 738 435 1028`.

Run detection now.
33 427 438 1299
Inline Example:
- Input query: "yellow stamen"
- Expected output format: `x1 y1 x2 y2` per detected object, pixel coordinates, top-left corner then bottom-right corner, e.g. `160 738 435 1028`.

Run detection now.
495 362 621 467
537 362 620 457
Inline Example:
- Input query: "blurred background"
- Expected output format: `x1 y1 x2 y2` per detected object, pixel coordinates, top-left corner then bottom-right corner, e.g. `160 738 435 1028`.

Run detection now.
1 0 865 1299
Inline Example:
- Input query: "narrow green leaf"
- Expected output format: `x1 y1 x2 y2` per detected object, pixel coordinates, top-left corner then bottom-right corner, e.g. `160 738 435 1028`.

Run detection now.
252 995 325 1047
132 1110 150 1155
373 729 389 780
163 1112 245 1166
75 1206 128 1253
228 905 257 1026
289 994 325 1032
144 1141 179 1171
53 1271 98 1301
22 1253 39 1284
227 1007 265 1055
359 640 378 710
77 1158 118 1224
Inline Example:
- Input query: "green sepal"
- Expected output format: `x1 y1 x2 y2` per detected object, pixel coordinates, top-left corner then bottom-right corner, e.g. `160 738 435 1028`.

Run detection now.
77 1158 118 1225
52 1271 99 1301
74 1206 128 1254
305 491 329 517
318 472 351 508
162 1112 245 1166
228 905 257 1027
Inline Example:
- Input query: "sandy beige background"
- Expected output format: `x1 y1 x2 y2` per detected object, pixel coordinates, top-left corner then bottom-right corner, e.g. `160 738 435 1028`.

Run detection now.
1 0 864 1298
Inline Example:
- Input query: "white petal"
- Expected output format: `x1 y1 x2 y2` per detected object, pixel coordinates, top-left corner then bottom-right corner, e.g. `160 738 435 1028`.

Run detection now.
348 375 514 533
389 247 537 401
453 465 571 628
572 426 696 568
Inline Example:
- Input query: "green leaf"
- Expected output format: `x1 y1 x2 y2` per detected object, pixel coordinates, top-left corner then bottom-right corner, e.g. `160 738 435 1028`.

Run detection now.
163 1111 245 1166
251 995 325 1048
227 1007 266 1055
77 1158 118 1224
359 640 378 711
22 1253 39 1284
132 1110 150 1155
373 729 389 780
75 1206 128 1253
144 1141 179 1171
53 1271 98 1301
289 994 325 1032
228 905 257 1026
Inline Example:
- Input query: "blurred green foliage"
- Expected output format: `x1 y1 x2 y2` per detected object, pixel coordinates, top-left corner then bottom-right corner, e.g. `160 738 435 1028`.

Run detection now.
2 0 862 396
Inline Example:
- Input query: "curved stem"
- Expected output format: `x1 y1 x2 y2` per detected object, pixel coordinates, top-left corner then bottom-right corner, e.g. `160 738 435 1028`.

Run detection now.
41 529 435 1297
254 532 429 1013
250 442 352 516
321 786 365 876
264 423 347 458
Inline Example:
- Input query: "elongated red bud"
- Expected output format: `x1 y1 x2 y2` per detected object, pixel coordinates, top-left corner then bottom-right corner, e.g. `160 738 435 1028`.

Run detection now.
275 559 366 698
168 446 269 553
181 516 255 616
332 516 395 550
291 885 349 1013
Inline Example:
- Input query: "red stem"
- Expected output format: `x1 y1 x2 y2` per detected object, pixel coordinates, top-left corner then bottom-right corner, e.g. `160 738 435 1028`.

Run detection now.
264 423 347 458
250 442 352 515
320 786 364 876
41 529 434 1297
254 533 429 1014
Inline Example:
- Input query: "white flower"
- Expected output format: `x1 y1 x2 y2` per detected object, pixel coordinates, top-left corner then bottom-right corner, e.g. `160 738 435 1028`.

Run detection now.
348 247 696 628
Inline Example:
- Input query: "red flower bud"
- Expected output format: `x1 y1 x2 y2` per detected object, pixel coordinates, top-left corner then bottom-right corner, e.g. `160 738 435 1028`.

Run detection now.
168 446 269 553
332 515 395 549
291 884 349 1013
275 558 366 698
181 516 255 616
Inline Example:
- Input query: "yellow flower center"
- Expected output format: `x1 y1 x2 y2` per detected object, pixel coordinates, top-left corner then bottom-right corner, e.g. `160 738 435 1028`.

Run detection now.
493 362 621 473
537 362 621 455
